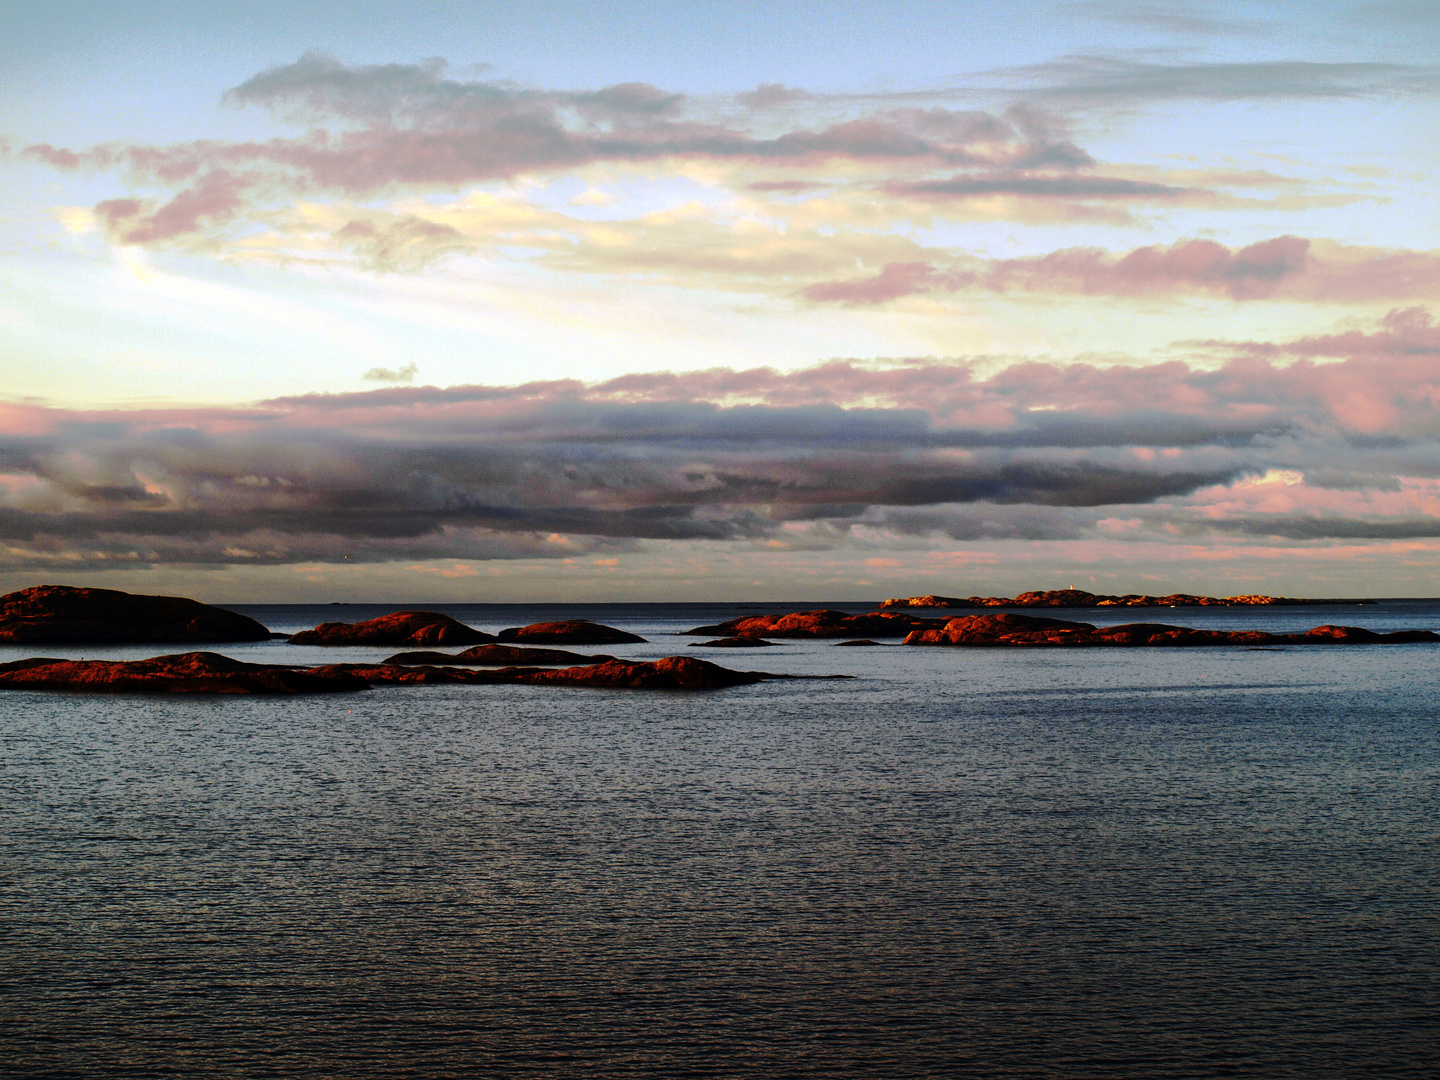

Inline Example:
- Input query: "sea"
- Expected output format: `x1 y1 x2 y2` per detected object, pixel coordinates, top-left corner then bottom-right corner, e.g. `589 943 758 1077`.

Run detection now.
2 600 1437 1078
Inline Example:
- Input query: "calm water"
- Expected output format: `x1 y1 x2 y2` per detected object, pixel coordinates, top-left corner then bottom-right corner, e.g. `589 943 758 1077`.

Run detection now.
2 601 1437 1077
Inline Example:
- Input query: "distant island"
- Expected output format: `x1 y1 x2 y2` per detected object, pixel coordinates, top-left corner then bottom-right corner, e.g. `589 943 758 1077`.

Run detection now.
879 589 1375 609
903 612 1435 648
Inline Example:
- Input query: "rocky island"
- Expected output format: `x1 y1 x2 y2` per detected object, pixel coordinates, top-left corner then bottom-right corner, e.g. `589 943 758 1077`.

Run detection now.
289 611 494 646
0 652 369 694
0 651 790 694
0 585 273 645
880 589 1374 609
496 620 646 644
902 612 1438 647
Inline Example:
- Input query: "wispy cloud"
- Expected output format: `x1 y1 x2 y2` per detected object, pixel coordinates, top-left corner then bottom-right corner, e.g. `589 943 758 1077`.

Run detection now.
805 238 1440 304
17 55 1157 247
992 55 1440 104
1075 2 1275 36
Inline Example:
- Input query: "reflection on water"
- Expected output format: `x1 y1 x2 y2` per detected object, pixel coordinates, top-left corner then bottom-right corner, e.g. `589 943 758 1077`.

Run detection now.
2 602 1437 1077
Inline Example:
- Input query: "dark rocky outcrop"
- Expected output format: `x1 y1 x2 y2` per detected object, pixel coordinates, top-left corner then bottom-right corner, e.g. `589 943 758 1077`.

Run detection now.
902 612 1438 647
518 655 763 688
289 611 494 646
684 609 937 639
691 637 774 647
0 652 368 694
384 644 616 666
834 639 883 646
0 585 272 644
306 663 541 685
496 620 646 645
324 655 768 689
880 589 1373 609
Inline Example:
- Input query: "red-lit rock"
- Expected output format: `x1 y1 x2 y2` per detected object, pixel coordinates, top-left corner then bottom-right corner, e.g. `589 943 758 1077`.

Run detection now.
0 652 368 694
289 611 493 646
902 612 1439 647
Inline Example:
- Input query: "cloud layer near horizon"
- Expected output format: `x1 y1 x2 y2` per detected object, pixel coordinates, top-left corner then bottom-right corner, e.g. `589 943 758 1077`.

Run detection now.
4 310 1440 575
6 33 1440 599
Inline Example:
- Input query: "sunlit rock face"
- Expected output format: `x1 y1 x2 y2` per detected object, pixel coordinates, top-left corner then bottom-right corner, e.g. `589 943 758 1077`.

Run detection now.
0 652 779 694
0 586 273 645
902 613 1440 647
0 652 368 694
289 611 494 646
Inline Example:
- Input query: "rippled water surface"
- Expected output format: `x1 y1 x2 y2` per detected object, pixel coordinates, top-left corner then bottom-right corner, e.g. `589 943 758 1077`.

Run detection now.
3 601 1438 1077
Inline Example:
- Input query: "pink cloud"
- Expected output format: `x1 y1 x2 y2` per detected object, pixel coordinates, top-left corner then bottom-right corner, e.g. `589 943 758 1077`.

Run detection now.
101 171 249 244
20 54 1161 245
803 262 977 304
803 238 1440 304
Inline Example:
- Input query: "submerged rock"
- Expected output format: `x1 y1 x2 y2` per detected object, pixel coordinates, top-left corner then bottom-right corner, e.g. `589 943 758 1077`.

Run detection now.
384 644 616 666
496 620 646 645
0 585 272 645
902 612 1439 647
683 609 936 639
289 611 494 646
0 652 368 694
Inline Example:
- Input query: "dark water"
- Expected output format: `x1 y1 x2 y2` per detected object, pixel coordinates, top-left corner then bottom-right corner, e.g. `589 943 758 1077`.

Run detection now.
2 601 1437 1077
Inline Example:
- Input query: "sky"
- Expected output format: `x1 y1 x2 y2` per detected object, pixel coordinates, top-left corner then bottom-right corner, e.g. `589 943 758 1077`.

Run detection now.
2 0 1440 603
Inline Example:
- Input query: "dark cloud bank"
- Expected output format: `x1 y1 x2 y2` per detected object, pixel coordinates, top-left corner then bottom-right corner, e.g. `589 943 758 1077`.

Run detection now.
4 311 1440 570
